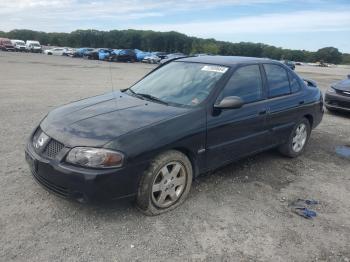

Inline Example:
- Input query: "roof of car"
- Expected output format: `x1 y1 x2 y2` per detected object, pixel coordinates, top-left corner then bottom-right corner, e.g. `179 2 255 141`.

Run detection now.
177 56 275 66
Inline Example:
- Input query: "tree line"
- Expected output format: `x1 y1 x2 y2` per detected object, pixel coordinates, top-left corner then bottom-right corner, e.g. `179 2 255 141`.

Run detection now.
0 29 348 64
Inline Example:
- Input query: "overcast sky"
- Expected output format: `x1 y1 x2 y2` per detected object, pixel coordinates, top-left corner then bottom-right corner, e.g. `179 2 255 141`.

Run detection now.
1 0 350 52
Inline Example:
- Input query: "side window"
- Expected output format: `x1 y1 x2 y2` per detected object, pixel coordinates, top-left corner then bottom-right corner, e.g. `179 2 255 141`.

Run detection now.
264 64 290 98
219 65 263 103
289 71 301 93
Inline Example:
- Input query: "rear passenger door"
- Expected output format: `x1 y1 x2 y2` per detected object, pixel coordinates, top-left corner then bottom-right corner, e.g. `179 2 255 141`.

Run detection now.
263 63 303 145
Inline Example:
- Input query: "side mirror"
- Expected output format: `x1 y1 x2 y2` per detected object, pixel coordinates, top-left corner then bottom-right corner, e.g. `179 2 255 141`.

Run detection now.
347 74 350 79
214 96 244 109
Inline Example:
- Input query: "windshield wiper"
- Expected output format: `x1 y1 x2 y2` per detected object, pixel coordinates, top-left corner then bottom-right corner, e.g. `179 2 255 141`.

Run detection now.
134 92 169 105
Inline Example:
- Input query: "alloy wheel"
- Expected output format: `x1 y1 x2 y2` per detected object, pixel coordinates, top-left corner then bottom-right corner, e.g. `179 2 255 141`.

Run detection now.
151 161 187 208
292 123 307 152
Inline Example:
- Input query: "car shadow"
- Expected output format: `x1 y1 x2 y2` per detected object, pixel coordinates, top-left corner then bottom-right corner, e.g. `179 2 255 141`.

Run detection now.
55 128 349 218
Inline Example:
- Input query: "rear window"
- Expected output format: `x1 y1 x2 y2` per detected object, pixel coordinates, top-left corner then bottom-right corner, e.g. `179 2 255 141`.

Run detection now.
264 64 290 98
289 72 301 93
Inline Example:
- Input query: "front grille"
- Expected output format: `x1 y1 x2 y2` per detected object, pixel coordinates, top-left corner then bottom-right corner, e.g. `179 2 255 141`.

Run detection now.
42 139 65 159
31 169 71 198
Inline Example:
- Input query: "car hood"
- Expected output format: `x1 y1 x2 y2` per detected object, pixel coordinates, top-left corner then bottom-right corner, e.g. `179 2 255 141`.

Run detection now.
40 91 189 147
333 78 350 92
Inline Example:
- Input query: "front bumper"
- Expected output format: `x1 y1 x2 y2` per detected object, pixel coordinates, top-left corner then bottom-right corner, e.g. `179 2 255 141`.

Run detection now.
30 49 42 53
25 141 145 202
3 47 15 51
325 91 350 112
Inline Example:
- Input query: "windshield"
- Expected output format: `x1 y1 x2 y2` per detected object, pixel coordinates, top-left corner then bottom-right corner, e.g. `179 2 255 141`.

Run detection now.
129 62 228 107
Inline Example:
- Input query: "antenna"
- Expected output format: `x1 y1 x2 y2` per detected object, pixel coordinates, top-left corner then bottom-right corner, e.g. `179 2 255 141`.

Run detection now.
108 58 118 107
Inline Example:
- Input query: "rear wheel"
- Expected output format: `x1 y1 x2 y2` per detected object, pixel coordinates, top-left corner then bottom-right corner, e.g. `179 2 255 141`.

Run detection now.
278 118 311 158
136 150 192 216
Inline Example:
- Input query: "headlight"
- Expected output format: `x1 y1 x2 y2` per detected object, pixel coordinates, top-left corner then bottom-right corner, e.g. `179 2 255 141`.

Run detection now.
327 86 336 93
66 147 124 168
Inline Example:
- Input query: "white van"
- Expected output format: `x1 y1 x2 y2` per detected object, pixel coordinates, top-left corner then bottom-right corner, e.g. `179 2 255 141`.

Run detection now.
26 40 42 53
11 39 26 52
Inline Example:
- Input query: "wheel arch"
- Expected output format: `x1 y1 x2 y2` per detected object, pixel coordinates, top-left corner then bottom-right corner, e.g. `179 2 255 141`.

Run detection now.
172 147 199 178
303 114 314 128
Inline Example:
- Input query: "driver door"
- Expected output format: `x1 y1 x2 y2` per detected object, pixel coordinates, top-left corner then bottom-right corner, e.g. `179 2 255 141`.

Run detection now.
206 64 270 170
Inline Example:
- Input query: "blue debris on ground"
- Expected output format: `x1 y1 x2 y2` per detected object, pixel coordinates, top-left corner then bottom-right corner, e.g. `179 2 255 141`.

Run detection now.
335 145 350 159
289 199 319 219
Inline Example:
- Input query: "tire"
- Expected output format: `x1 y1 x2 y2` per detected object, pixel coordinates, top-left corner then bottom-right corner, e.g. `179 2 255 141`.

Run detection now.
136 150 193 216
278 118 311 158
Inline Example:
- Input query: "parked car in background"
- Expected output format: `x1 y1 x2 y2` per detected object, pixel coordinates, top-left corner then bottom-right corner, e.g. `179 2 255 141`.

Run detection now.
109 49 137 62
152 52 167 59
134 49 152 61
25 56 323 215
26 40 42 53
62 48 75 57
72 48 94 58
0 38 15 51
283 60 295 70
194 53 210 57
82 48 96 59
84 48 113 60
324 75 350 112
98 49 113 60
142 54 161 64
44 47 67 56
160 53 186 64
11 39 26 52
317 61 328 67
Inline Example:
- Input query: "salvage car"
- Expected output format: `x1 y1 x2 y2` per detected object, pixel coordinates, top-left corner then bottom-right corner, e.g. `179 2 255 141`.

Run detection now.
160 53 186 64
152 52 167 59
44 47 67 56
25 56 323 215
84 48 113 60
72 48 94 58
0 38 15 51
26 40 42 53
11 39 26 52
62 48 75 57
109 49 137 62
142 54 161 64
134 49 152 61
283 60 295 70
324 75 350 112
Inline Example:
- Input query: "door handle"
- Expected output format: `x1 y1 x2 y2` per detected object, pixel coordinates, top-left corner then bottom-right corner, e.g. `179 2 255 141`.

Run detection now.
299 100 305 105
258 110 267 115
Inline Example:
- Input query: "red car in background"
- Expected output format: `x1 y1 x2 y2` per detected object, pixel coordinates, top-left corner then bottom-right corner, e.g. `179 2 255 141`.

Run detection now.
0 38 15 51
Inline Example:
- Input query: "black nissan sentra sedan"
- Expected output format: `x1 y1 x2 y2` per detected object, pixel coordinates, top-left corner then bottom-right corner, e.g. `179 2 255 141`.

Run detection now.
324 75 350 112
25 56 324 215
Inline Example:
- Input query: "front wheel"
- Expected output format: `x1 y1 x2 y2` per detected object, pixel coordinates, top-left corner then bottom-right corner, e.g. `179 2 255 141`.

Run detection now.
136 150 193 216
278 118 311 158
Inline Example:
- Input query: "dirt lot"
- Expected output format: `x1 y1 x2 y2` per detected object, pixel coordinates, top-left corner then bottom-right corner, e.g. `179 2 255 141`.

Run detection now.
1 52 349 262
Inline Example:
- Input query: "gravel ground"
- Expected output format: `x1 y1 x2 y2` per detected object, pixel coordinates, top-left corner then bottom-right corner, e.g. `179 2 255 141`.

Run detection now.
0 52 349 262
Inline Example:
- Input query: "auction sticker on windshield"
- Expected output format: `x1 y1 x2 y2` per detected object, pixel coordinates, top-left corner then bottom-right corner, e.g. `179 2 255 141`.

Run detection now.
201 65 228 73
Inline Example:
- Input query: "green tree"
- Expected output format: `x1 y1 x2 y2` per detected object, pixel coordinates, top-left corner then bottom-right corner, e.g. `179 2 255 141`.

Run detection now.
314 47 342 64
1 29 347 64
